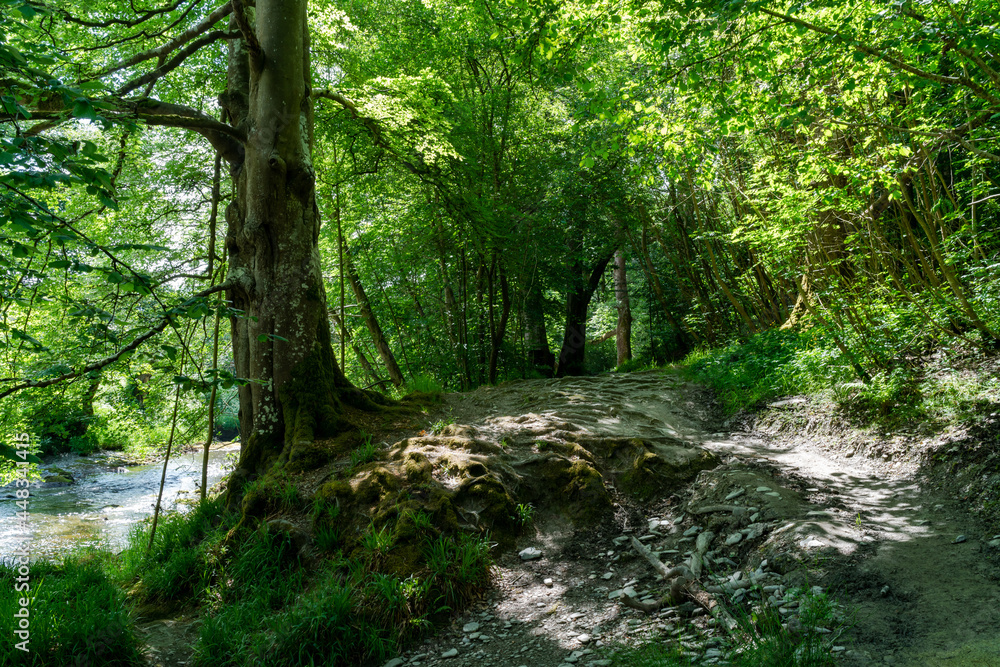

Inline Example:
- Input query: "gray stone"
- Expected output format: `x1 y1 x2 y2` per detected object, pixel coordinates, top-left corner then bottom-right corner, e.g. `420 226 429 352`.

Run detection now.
463 622 480 633
519 547 542 560
576 633 592 643
952 534 968 544
441 648 459 658
725 532 743 546
725 488 746 501
383 659 404 667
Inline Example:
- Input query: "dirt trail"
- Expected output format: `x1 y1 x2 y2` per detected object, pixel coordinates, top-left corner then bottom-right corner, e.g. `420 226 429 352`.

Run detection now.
398 371 1000 667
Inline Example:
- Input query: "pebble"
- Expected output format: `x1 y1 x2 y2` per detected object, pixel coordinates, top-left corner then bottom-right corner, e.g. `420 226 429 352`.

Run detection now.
756 486 771 492
725 533 742 546
544 578 553 587
441 648 458 658
519 547 542 560
463 622 480 633
988 539 1000 548
576 633 592 643
601 572 613 580
383 659 404 667
952 535 967 544
683 525 701 537
725 488 745 501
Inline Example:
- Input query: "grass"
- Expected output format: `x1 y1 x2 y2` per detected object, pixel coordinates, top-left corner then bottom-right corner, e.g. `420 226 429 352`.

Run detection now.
679 329 852 415
350 432 379 468
97 485 496 667
404 374 444 395
514 502 535 527
0 552 144 666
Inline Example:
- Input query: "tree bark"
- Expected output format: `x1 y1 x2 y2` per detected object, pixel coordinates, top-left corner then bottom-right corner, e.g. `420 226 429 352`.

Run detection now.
219 0 380 496
612 250 632 366
556 249 615 377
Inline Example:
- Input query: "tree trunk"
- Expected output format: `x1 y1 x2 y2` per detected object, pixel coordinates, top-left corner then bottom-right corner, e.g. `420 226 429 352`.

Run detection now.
523 278 554 376
487 262 511 384
344 251 405 387
556 249 615 377
330 310 383 387
613 250 632 366
220 0 379 495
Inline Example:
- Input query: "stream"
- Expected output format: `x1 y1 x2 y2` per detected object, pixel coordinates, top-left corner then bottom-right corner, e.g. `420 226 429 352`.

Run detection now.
0 444 238 563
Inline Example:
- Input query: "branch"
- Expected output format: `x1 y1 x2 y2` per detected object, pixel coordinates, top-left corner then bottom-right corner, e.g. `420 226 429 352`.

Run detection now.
31 0 188 29
127 99 246 166
231 0 261 55
0 283 232 401
99 1 234 76
313 89 431 177
756 7 1000 108
588 328 618 345
117 29 239 96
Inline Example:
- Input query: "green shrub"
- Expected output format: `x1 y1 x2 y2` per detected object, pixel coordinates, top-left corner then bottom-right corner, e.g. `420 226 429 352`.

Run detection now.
405 374 444 394
680 329 852 414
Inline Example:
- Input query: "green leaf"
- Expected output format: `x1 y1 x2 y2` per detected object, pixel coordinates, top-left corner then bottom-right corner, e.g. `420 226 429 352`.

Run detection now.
0 443 41 464
72 99 97 121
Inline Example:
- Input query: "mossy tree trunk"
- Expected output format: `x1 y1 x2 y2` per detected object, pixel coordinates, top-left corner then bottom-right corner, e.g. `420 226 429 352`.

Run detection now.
218 0 378 497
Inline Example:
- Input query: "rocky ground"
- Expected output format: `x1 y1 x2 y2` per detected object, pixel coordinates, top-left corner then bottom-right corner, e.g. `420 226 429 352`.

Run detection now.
379 372 1000 667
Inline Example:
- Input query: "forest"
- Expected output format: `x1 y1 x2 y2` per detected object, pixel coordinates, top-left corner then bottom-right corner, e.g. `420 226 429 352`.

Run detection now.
1 0 999 665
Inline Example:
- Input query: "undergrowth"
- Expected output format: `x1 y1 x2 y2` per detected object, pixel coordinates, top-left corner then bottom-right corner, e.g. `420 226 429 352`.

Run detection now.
112 491 494 667
0 552 144 666
678 328 1000 431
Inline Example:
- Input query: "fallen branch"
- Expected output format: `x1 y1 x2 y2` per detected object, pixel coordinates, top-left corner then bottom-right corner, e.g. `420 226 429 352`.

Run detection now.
686 581 739 634
630 536 688 579
627 531 738 633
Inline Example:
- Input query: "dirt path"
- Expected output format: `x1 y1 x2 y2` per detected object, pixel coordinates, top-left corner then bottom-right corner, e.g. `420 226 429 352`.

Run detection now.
391 371 1000 667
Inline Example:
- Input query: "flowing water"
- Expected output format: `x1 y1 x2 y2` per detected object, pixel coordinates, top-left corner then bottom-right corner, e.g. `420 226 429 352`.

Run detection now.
0 444 238 562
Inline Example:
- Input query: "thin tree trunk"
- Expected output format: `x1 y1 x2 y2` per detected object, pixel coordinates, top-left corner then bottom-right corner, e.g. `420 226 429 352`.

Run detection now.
613 249 632 366
330 310 383 386
487 262 511 384
343 252 405 387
